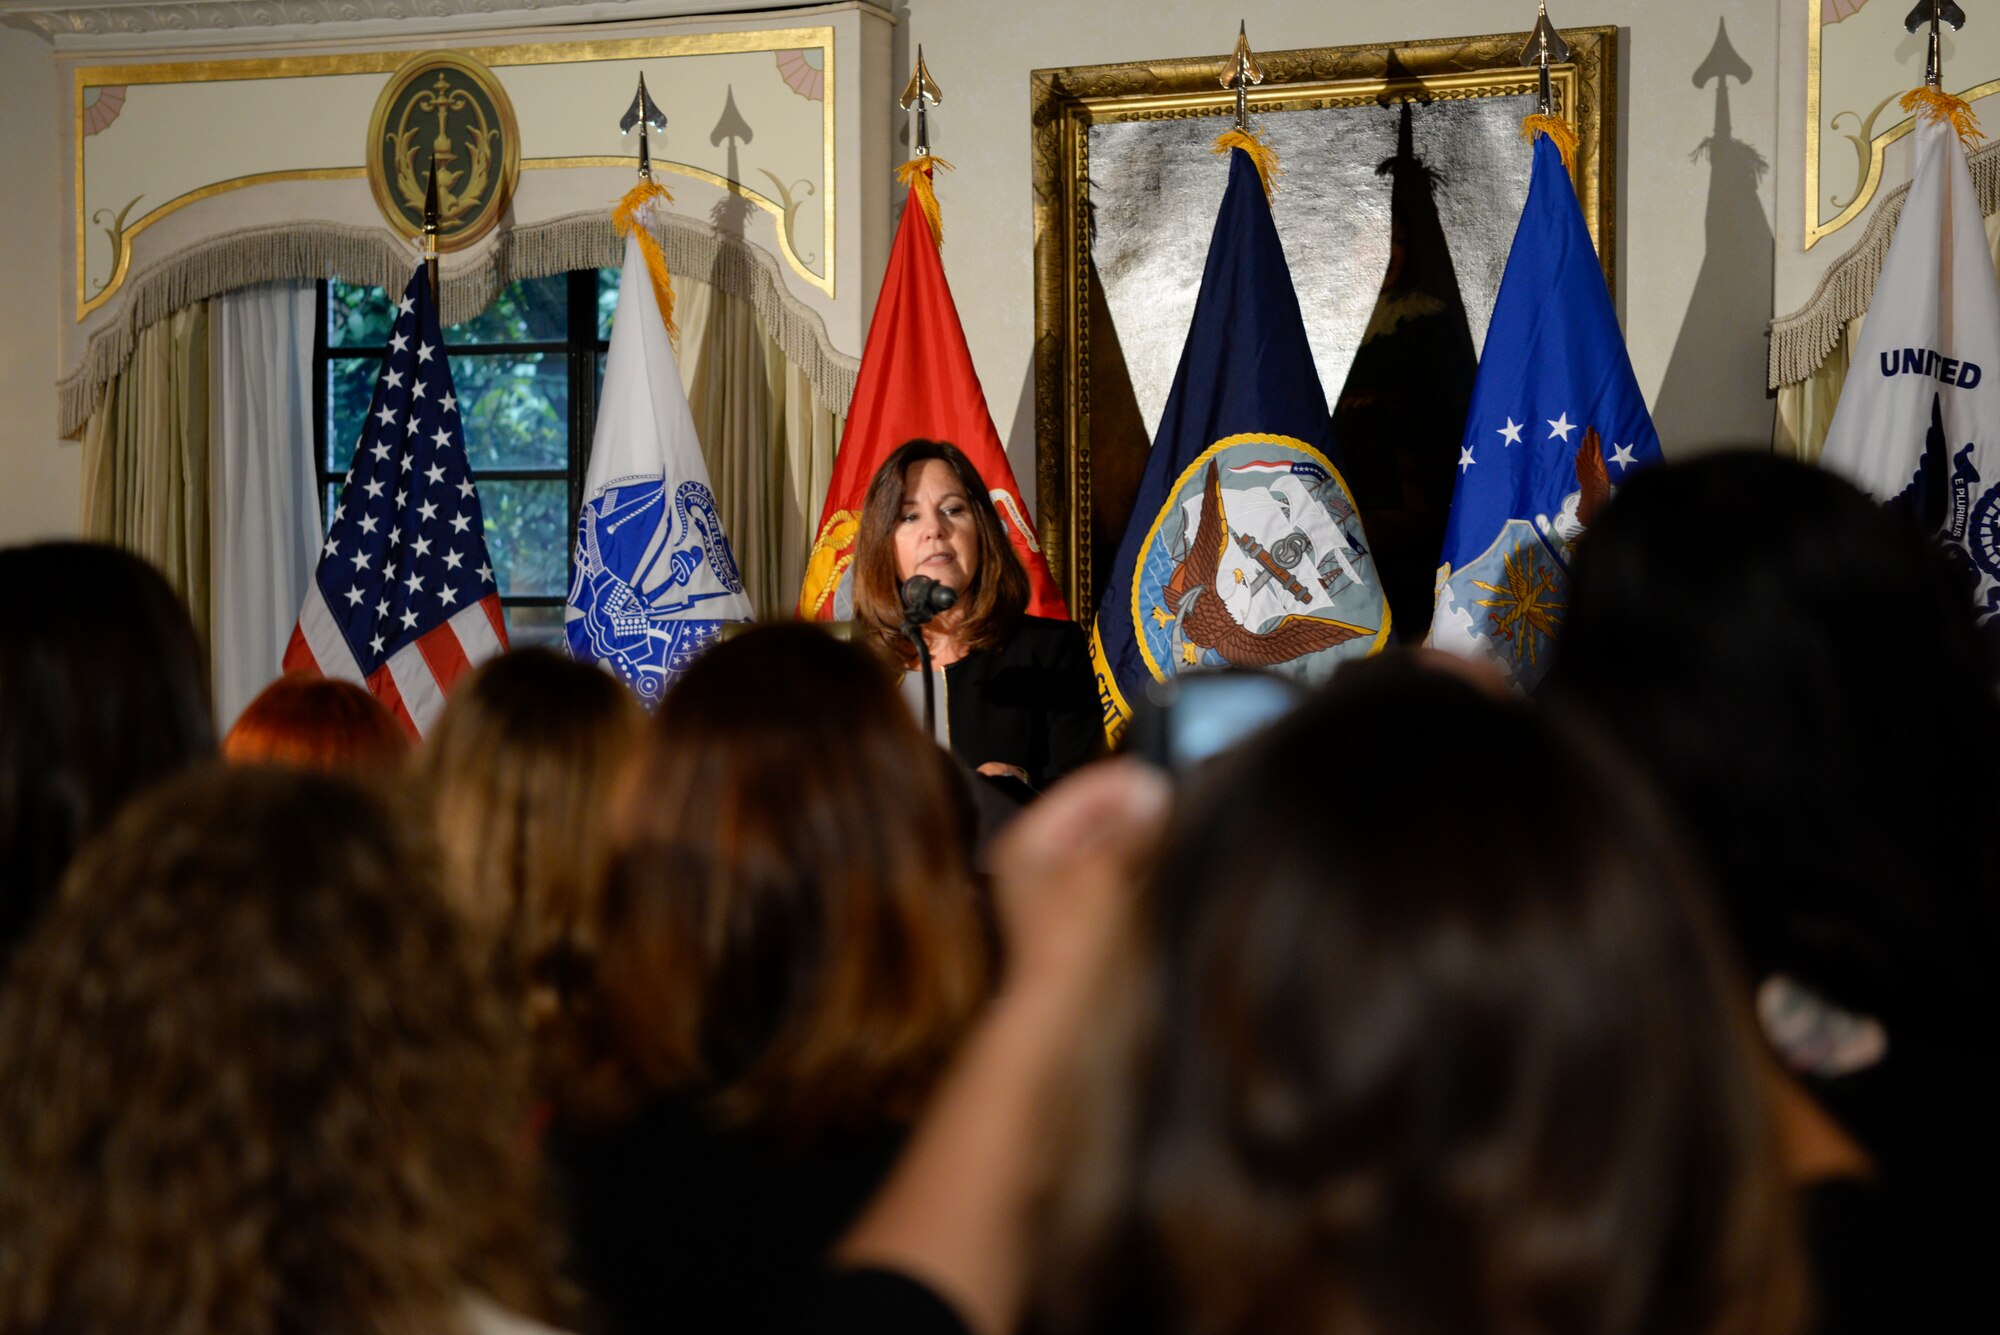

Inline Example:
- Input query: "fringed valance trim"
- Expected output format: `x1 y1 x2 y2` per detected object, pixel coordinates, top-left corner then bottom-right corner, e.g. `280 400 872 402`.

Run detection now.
59 211 860 437
1770 136 2000 390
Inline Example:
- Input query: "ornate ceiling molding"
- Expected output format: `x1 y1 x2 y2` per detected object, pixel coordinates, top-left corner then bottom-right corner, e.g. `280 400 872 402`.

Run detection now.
1 0 795 45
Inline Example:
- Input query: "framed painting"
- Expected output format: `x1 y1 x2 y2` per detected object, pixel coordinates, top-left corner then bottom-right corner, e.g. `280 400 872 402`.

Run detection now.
1030 26 1618 625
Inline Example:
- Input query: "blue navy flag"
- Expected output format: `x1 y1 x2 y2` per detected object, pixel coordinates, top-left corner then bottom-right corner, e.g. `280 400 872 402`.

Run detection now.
1427 133 1662 689
1089 147 1389 742
566 220 751 704
285 264 508 736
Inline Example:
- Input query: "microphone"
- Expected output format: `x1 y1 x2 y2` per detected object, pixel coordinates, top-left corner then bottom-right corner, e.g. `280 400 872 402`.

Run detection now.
900 575 959 622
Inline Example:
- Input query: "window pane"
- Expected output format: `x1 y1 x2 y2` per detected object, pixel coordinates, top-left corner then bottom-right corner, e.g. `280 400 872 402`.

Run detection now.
481 479 569 598
326 355 383 472
597 267 618 341
329 282 395 347
324 482 340 534
455 353 568 471
505 602 567 648
448 273 570 344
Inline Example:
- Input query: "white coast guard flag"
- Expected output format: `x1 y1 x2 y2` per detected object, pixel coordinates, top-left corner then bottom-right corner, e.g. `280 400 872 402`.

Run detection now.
564 229 751 703
1823 110 2000 623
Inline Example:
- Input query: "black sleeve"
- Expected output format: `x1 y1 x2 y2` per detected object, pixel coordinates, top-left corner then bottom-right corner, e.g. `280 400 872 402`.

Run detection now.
810 1267 973 1335
1039 618 1107 787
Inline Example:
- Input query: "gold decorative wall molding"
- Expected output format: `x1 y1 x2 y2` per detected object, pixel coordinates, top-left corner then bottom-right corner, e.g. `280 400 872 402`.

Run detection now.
72 24 840 320
1806 3 2000 249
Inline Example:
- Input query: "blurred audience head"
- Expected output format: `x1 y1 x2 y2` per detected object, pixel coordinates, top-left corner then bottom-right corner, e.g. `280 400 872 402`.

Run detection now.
562 622 987 1139
1550 451 2000 1206
1037 658 1803 1335
417 647 641 1050
0 541 213 971
0 766 552 1335
853 438 1028 664
222 671 408 773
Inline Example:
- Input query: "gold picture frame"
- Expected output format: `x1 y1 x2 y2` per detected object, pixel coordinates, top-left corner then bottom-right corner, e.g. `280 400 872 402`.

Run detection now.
1030 27 1618 622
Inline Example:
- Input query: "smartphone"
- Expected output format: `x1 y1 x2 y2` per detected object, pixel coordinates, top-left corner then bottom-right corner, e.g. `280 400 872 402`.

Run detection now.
1124 668 1305 773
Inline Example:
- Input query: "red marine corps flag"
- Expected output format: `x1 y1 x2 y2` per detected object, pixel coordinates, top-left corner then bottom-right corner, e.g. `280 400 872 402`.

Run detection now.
798 51 1066 620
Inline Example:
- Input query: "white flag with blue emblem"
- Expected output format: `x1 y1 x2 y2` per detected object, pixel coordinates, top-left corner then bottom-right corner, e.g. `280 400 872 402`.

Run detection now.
1822 106 2000 624
566 226 751 704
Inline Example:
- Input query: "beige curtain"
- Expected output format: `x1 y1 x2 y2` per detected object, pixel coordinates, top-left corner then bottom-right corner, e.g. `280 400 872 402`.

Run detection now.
79 302 212 650
675 273 843 619
1776 211 2000 463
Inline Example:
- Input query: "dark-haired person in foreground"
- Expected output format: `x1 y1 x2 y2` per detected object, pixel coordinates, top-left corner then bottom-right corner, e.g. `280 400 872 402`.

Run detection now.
831 658 1805 1335
0 541 213 976
546 624 991 1335
0 767 566 1335
850 438 1100 796
1549 451 2000 1333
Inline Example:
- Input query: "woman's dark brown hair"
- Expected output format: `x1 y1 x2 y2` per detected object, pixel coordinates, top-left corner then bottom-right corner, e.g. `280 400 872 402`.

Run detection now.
416 647 642 1058
0 766 557 1335
1035 659 1804 1335
0 542 214 971
561 623 989 1139
852 438 1029 666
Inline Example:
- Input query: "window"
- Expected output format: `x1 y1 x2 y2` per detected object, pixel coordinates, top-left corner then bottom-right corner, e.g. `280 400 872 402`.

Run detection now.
315 269 618 645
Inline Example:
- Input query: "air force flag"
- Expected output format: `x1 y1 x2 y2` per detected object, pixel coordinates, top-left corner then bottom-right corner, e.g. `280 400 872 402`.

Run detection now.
566 228 750 702
1822 107 2000 623
1428 132 1662 689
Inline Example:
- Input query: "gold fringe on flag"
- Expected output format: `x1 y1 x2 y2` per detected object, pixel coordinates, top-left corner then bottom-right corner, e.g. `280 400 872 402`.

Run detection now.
1519 112 1579 169
1901 85 1984 148
894 156 955 247
1212 127 1281 200
613 179 680 348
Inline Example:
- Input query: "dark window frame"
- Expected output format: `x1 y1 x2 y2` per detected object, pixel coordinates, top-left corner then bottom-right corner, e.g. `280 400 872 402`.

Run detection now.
312 269 607 635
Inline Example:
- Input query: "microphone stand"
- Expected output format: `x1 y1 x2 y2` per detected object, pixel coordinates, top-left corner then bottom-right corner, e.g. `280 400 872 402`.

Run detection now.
901 603 940 740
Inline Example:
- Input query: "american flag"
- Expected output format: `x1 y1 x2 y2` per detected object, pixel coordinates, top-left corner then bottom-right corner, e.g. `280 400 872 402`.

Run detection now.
283 264 508 736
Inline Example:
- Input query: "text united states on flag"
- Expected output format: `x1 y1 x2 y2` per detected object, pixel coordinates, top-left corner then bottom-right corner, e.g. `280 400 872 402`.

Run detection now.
283 265 508 736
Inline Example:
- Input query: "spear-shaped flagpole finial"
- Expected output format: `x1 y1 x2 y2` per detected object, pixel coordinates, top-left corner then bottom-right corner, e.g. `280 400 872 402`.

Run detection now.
900 45 943 157
1520 1 1572 117
422 156 441 301
1221 21 1265 133
1906 0 1968 90
621 72 669 182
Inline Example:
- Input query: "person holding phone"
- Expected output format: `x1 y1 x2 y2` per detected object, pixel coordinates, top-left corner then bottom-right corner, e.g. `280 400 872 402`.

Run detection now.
850 439 1100 795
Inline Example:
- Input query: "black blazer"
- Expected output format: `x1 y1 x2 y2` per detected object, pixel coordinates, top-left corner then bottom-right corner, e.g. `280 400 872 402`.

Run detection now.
943 615 1103 792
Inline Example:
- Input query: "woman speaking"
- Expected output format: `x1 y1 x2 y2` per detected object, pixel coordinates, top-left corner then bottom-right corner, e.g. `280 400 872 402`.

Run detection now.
851 439 1100 794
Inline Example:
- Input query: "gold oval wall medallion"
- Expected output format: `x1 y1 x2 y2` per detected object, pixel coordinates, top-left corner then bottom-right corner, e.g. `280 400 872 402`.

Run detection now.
366 52 521 250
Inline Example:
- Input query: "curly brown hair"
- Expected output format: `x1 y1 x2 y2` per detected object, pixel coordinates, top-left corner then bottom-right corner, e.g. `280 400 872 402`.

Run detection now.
0 766 559 1335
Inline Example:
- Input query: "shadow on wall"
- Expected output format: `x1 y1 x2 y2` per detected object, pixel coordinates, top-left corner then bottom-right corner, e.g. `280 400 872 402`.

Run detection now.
1651 18 1775 456
1332 94 1479 644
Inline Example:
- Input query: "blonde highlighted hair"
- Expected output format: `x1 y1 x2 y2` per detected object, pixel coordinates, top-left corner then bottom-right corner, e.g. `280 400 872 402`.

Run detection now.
417 648 642 1057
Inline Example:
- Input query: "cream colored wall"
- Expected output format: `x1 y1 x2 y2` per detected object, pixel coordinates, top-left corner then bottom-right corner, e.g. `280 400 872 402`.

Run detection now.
893 0 1782 484
0 27 78 543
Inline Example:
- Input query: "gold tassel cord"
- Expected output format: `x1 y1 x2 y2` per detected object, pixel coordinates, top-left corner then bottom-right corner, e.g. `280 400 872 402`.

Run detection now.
613 180 680 348
1519 113 1579 169
1212 127 1281 201
1901 86 1984 149
894 156 955 248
